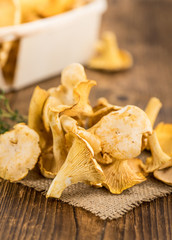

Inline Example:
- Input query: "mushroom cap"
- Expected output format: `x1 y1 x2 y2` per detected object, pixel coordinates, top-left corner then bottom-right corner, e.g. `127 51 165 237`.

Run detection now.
153 159 172 186
101 158 146 194
155 122 172 157
92 105 152 160
28 86 51 149
38 146 56 179
43 65 95 131
0 123 40 181
63 80 96 118
61 63 87 89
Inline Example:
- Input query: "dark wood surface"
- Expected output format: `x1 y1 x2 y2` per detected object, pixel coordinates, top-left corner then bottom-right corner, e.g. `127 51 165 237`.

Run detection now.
1 0 172 239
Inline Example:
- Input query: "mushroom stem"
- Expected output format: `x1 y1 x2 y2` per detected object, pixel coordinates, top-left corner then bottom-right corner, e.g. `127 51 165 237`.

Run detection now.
145 131 171 172
145 97 162 128
46 163 75 198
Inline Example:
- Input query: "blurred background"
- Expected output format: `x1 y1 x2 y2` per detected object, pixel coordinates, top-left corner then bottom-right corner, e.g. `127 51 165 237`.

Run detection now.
3 0 171 121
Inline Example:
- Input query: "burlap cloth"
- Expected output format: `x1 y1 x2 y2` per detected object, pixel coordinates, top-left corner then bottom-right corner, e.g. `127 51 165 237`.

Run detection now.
18 163 172 220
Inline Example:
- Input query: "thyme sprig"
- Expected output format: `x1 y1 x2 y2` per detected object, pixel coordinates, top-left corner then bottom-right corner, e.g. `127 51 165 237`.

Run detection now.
0 90 27 134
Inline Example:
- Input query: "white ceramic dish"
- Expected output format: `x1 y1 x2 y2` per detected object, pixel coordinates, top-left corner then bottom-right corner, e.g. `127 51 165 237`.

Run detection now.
0 0 107 91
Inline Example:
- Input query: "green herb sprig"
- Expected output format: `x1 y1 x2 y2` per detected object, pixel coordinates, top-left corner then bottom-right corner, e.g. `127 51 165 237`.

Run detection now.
0 90 27 134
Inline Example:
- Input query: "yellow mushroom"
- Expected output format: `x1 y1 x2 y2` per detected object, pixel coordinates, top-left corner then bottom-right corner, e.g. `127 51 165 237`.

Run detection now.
0 0 20 57
143 97 162 150
43 90 70 132
145 131 171 173
61 62 87 89
145 97 162 128
43 63 86 131
42 63 95 131
38 146 55 179
95 152 113 164
94 97 120 110
155 122 172 157
20 0 76 22
62 79 96 118
90 105 152 160
39 106 69 178
62 120 110 165
0 0 21 84
87 31 133 71
88 97 121 128
0 123 40 181
60 115 102 154
46 133 105 198
153 159 172 186
100 158 146 194
28 86 51 150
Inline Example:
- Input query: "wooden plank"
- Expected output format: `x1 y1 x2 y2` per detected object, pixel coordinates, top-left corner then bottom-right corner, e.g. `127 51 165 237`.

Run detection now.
103 196 172 240
73 207 105 240
0 183 76 240
0 183 171 239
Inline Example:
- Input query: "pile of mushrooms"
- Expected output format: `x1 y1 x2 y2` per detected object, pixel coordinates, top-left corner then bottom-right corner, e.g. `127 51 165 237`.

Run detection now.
0 63 171 198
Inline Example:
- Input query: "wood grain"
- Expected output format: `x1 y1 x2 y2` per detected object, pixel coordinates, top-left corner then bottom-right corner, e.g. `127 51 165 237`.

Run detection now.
1 0 172 239
0 182 171 240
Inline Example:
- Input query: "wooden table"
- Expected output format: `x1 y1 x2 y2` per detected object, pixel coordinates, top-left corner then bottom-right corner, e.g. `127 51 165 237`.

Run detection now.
1 0 172 239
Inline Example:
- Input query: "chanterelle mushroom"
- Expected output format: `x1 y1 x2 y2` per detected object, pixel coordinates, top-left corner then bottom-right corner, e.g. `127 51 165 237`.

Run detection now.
62 79 96 118
28 85 51 150
43 63 95 131
60 115 102 154
39 106 69 178
89 105 152 160
100 158 146 194
61 63 87 89
153 159 172 186
0 0 20 71
46 133 105 198
145 97 162 128
88 97 121 128
155 122 172 157
143 97 162 150
144 131 171 173
87 31 133 71
0 123 40 181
